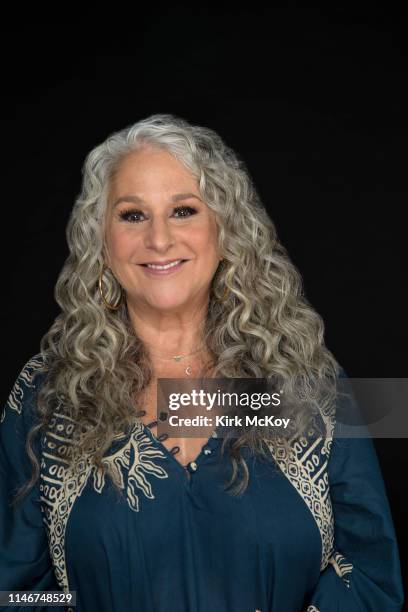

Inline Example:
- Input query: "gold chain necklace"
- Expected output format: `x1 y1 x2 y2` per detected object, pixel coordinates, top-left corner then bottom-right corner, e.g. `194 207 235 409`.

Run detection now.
148 343 206 376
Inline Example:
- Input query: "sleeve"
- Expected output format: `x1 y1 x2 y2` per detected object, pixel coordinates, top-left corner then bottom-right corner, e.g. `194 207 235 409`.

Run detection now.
304 371 404 611
0 355 62 611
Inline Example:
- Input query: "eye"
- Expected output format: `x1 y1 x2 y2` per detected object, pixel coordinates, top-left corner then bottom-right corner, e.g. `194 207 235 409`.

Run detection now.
173 206 197 218
118 209 145 223
118 205 198 224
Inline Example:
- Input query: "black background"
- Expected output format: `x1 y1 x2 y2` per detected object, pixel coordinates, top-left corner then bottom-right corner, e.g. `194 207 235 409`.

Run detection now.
2 3 407 601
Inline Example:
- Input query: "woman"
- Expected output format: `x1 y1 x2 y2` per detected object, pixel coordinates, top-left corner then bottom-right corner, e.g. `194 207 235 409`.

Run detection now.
0 113 403 611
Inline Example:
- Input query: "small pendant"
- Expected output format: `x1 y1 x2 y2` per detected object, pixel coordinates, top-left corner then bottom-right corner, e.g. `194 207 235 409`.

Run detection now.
173 355 183 362
185 365 192 375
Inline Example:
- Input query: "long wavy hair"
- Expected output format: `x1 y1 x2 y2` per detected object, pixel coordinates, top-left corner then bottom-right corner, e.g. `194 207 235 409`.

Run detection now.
13 112 341 505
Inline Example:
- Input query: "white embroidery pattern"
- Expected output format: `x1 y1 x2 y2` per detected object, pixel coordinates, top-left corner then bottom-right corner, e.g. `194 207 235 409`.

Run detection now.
40 411 169 592
4 354 169 594
267 408 336 571
328 551 353 588
1 354 45 422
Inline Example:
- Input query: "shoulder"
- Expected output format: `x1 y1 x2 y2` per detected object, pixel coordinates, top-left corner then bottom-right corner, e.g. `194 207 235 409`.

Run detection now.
0 353 49 478
1 353 48 425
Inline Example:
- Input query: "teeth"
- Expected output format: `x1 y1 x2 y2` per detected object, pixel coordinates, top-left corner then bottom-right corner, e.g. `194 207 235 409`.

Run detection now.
146 260 183 270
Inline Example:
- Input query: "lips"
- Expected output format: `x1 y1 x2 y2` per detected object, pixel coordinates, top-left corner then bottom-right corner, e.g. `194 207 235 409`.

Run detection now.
141 259 187 267
139 259 189 275
140 259 188 269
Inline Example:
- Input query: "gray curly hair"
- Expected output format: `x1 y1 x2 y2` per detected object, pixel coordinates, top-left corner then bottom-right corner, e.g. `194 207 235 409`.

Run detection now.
14 112 341 504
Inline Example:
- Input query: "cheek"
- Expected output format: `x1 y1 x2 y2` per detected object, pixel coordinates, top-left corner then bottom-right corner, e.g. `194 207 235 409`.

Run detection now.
106 227 139 260
189 221 219 254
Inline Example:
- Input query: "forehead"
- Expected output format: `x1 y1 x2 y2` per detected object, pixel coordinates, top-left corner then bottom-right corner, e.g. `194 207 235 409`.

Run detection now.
111 147 197 191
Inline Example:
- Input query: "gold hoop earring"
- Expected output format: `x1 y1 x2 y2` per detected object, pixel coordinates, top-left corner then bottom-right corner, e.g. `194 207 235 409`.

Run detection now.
98 265 123 311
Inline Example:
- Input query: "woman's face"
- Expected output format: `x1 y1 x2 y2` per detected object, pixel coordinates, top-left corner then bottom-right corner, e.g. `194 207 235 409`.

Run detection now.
104 146 222 313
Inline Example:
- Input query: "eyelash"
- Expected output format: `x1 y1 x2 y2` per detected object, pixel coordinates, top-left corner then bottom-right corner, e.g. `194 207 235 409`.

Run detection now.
118 205 198 223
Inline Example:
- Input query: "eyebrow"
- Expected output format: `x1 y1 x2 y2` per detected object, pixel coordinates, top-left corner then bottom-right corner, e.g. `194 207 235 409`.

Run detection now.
112 192 202 208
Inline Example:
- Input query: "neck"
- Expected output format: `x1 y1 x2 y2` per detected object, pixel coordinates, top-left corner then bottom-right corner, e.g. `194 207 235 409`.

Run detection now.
126 296 209 359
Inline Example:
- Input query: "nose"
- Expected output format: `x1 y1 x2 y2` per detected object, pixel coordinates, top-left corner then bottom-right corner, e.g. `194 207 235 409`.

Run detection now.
143 215 176 253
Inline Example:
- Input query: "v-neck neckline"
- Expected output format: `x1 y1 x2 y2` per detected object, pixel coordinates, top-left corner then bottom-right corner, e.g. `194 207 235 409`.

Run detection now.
142 422 220 477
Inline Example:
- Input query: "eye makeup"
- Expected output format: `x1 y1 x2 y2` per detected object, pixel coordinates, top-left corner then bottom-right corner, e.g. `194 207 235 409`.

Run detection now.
118 205 198 223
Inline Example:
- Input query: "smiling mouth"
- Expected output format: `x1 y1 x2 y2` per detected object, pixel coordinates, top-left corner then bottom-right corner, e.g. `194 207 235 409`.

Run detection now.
140 259 188 270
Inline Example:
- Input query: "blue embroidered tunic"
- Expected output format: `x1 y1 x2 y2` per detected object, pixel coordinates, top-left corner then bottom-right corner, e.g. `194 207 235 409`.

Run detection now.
0 355 404 611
